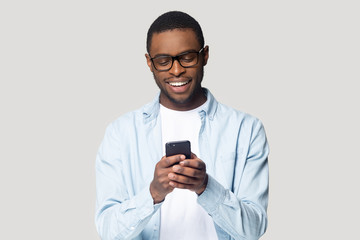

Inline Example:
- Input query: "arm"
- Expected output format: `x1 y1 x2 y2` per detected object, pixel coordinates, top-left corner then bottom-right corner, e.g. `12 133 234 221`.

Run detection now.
95 123 159 240
95 123 186 239
198 120 269 240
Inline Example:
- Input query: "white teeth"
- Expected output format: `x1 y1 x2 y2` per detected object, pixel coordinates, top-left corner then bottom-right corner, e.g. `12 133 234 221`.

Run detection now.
168 81 190 87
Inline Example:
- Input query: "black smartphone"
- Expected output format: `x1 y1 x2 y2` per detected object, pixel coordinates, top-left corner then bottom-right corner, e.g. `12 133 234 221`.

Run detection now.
165 140 191 159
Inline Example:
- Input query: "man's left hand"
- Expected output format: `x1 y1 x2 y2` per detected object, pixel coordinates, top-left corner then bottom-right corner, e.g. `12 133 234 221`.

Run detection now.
168 153 208 195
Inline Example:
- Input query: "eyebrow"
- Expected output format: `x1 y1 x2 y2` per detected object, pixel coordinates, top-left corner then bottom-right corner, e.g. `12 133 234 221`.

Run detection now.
152 49 199 58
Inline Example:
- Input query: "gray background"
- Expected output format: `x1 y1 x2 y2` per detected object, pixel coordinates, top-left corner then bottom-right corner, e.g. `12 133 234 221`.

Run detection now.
1 0 359 239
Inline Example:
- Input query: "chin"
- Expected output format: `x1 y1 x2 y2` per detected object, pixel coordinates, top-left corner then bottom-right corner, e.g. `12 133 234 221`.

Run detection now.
169 95 192 105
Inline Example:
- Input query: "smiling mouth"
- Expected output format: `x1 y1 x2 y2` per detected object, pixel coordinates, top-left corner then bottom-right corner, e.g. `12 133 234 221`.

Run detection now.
167 80 191 87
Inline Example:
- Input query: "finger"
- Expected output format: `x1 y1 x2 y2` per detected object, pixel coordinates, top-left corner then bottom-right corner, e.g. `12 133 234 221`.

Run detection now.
191 152 197 159
169 181 194 190
168 172 199 185
159 154 186 168
172 165 203 178
179 158 206 170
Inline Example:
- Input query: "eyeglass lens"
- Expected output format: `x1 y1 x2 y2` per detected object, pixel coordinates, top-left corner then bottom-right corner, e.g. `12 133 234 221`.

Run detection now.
152 52 199 71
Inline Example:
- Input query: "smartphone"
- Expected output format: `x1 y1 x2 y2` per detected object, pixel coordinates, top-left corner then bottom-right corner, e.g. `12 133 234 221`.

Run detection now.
165 140 191 159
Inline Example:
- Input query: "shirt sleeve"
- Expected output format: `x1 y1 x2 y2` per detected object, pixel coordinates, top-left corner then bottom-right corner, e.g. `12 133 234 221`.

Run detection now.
95 122 161 240
197 119 269 240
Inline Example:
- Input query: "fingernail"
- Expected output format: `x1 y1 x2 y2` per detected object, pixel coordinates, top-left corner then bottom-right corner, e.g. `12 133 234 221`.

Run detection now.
173 165 181 172
169 182 175 187
168 173 175 179
180 155 186 160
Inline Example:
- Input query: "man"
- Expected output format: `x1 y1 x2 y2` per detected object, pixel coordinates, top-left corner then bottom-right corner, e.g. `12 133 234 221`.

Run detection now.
96 11 269 240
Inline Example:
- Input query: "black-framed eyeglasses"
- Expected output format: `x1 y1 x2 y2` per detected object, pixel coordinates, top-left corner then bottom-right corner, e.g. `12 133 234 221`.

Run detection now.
149 47 204 72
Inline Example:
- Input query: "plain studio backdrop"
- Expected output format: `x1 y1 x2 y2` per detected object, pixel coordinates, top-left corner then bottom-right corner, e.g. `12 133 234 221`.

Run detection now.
0 1 359 239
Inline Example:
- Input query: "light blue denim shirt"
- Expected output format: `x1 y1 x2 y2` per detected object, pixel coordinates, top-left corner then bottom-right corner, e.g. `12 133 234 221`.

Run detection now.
95 89 269 240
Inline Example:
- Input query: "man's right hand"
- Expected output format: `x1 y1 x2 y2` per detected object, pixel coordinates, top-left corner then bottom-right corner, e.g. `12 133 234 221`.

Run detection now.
150 154 185 204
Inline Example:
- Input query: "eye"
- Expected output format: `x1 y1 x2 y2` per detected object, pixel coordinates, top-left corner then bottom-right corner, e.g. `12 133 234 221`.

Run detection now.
180 53 197 63
154 56 171 66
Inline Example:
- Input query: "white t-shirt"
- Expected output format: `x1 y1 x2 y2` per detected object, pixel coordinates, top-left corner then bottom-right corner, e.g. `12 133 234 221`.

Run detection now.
159 104 218 240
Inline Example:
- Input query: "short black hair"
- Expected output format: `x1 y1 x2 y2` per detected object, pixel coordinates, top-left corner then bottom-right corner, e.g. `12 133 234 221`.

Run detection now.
146 11 204 53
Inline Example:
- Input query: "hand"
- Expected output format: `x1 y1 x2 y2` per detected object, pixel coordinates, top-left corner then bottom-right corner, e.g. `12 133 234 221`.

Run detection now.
168 153 208 195
150 154 185 204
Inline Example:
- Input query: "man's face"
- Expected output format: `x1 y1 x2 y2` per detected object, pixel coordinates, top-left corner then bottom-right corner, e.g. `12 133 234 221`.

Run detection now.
146 29 209 111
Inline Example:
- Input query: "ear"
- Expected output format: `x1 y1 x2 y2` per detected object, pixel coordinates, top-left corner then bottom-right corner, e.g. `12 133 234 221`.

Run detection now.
202 45 209 66
145 53 154 72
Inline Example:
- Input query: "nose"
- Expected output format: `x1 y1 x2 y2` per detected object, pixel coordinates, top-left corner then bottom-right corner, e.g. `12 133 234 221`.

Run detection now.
168 59 185 76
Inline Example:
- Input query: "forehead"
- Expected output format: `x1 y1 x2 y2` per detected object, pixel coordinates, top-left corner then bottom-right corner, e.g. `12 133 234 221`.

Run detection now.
149 29 201 56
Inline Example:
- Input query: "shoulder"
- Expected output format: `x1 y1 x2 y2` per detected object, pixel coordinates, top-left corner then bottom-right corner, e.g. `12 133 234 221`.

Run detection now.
109 106 145 132
215 102 262 127
106 94 159 132
205 89 260 126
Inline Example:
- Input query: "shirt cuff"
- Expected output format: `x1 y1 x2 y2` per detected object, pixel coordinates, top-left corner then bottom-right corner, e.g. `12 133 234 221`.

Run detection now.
134 185 162 219
197 175 226 213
